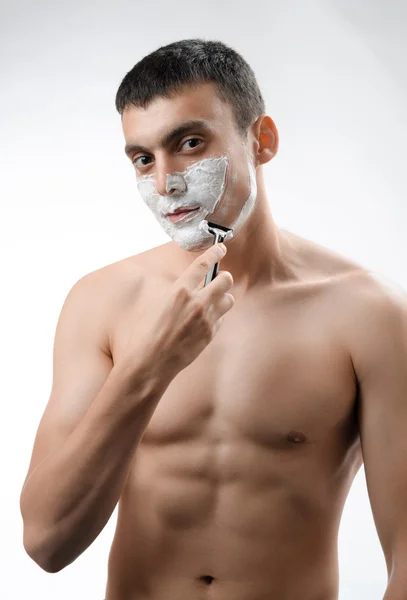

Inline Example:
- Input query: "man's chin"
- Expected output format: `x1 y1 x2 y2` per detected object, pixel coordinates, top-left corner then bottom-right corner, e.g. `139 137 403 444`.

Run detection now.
179 239 214 253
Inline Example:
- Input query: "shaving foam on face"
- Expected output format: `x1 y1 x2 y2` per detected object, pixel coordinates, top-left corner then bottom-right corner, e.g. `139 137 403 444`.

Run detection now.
136 154 257 251
137 156 228 251
227 158 257 235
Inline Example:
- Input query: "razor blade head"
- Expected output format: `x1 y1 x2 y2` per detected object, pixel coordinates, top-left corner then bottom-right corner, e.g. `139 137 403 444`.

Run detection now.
206 221 234 243
206 221 233 234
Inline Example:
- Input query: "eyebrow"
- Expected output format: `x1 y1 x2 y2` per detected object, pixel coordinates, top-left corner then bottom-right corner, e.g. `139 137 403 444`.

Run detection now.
124 119 213 157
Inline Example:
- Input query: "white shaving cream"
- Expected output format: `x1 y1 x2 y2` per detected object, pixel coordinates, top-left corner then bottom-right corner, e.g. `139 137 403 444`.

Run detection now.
136 154 257 251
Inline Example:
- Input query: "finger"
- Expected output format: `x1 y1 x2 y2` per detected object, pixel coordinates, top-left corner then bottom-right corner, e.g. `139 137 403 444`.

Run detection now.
198 269 233 299
182 243 227 292
207 292 235 324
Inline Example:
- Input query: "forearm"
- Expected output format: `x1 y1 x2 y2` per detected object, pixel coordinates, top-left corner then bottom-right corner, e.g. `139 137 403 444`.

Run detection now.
20 358 174 572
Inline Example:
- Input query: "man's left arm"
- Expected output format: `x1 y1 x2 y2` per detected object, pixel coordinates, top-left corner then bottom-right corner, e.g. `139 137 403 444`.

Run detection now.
350 275 407 599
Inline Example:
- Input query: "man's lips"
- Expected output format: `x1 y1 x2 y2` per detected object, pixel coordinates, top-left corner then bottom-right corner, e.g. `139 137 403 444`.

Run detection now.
166 206 199 216
166 207 201 222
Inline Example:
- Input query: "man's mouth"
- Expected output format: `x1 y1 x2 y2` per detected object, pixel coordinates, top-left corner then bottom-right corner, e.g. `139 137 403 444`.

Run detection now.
166 206 201 223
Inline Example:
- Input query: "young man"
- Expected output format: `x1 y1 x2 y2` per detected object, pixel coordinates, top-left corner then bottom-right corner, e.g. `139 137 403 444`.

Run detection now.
20 39 407 600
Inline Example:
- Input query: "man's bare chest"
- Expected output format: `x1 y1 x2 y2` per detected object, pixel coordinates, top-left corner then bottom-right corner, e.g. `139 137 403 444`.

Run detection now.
109 273 359 455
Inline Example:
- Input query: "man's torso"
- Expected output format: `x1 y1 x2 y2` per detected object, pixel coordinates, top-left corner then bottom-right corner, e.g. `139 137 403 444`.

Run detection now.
99 232 365 600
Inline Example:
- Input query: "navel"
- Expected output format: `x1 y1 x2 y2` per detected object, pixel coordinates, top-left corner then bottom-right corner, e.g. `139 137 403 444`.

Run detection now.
286 430 307 443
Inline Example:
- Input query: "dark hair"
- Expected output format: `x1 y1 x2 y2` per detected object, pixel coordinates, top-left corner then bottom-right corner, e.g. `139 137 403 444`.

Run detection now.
115 39 265 137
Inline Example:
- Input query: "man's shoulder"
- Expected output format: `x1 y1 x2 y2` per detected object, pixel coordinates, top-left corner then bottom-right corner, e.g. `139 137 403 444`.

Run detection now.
288 231 406 316
342 269 407 334
71 242 175 355
83 241 175 286
283 229 365 290
299 243 407 378
335 269 407 383
327 262 407 312
288 231 360 275
314 251 407 364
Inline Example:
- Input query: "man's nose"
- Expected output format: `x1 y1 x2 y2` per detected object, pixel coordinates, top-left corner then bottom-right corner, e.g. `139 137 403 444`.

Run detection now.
155 160 187 197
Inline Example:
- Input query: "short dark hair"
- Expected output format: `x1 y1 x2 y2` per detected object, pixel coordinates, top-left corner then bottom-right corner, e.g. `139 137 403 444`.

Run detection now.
115 38 266 137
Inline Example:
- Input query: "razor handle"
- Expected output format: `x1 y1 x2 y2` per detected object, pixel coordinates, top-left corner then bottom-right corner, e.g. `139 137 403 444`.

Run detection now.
203 232 228 287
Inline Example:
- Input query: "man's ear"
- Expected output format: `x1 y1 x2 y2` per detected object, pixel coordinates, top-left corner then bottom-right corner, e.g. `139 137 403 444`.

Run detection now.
251 115 279 166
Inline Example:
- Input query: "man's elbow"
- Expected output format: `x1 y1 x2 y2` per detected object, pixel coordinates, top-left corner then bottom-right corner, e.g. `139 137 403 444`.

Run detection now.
23 525 67 573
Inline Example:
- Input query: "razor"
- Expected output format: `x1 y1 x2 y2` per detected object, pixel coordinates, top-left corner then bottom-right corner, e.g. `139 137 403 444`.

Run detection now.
203 221 233 287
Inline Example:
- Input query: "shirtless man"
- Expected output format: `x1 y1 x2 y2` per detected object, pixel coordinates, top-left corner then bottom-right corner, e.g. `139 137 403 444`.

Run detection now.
20 39 407 600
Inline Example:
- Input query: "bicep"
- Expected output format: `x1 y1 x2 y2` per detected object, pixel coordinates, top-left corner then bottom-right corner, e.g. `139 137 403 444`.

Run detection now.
21 274 113 490
351 279 407 564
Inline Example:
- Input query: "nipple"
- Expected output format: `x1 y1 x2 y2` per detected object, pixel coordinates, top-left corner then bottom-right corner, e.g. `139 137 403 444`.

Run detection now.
198 575 215 585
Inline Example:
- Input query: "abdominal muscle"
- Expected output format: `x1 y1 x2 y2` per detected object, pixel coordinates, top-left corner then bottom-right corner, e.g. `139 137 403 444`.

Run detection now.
105 436 344 600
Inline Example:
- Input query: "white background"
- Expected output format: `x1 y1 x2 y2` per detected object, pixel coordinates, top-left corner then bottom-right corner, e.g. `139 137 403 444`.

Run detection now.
1 0 406 598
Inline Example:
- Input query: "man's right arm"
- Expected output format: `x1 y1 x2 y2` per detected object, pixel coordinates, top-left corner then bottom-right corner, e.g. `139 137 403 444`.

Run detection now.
19 273 175 573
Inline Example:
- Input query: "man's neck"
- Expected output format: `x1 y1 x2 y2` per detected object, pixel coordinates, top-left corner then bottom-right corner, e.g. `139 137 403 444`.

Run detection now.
182 184 298 293
215 203 296 291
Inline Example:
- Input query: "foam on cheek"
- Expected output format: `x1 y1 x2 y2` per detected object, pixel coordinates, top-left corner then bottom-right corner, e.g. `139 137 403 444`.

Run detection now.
135 153 257 251
228 158 257 235
136 156 230 251
137 156 228 212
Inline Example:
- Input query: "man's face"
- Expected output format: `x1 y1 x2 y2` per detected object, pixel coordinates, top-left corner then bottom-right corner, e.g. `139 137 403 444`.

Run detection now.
121 82 258 252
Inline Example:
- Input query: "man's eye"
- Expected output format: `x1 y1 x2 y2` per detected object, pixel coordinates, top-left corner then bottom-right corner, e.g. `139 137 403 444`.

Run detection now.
133 155 153 168
181 138 202 150
132 139 202 169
